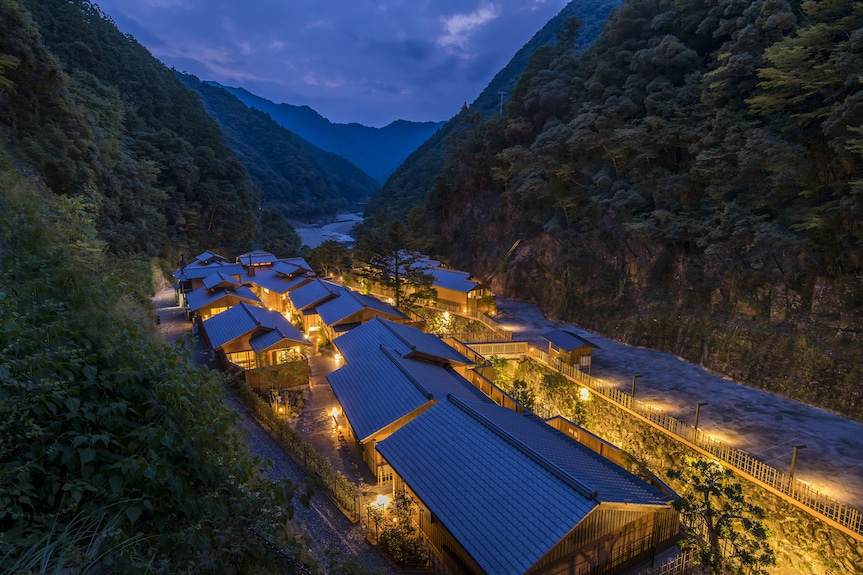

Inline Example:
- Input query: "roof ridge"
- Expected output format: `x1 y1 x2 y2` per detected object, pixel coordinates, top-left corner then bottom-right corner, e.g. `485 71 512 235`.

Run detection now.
447 395 598 501
343 287 367 307
380 346 432 399
239 301 261 326
376 316 417 352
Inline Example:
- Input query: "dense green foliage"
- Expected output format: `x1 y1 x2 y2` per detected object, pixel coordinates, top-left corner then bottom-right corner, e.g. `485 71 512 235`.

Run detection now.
0 163 309 573
354 221 437 311
1 0 259 259
220 85 444 183
178 73 380 218
363 0 622 228
370 0 863 419
668 458 775 575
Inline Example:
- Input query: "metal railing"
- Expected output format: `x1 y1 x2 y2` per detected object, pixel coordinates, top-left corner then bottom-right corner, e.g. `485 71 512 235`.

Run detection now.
523 347 863 541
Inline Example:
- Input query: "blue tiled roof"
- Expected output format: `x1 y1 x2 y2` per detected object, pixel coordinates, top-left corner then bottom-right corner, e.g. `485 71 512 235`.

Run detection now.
327 347 488 441
376 397 599 575
334 317 471 366
243 267 312 294
237 250 277 266
427 267 480 293
543 329 600 351
317 289 407 326
203 272 240 290
193 250 226 263
186 285 261 313
202 302 309 351
278 257 312 272
289 279 337 310
174 262 244 281
327 351 431 441
272 260 309 277
461 402 671 506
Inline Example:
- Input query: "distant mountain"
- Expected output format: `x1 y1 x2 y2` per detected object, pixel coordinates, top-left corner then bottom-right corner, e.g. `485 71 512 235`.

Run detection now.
177 73 379 218
212 85 444 183
363 0 623 228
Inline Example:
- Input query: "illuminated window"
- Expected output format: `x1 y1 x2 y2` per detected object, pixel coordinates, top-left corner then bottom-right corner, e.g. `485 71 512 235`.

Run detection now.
227 351 256 370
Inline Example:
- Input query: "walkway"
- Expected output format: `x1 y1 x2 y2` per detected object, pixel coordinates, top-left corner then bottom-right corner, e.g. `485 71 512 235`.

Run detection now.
153 288 395 574
494 297 863 511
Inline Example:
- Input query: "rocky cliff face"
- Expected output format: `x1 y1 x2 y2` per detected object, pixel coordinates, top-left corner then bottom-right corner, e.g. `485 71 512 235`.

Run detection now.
461 225 863 421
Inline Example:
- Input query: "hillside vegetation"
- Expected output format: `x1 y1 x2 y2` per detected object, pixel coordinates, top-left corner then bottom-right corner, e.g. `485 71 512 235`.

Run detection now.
178 73 380 219
220 85 444 183
397 0 863 420
363 0 624 229
2 0 262 260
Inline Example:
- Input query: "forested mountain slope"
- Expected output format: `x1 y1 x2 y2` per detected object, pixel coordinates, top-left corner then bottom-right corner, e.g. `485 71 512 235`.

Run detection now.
3 0 260 259
178 73 380 218
0 1 320 570
363 0 623 229
218 84 444 183
421 0 863 420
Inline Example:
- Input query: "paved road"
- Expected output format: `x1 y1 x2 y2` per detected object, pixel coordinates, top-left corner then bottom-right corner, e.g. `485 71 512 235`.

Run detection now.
495 297 863 510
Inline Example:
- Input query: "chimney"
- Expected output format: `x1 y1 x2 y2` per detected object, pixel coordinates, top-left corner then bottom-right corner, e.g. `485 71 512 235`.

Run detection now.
247 254 255 277
180 254 186 273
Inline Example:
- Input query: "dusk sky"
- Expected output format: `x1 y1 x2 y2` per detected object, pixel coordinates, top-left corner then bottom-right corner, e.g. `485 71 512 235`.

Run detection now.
93 0 570 127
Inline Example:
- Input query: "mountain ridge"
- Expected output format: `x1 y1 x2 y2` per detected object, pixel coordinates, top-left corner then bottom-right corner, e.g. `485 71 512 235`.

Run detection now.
213 83 444 183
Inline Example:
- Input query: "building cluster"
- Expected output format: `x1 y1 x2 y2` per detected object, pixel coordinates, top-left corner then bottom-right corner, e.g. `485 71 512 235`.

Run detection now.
173 249 678 575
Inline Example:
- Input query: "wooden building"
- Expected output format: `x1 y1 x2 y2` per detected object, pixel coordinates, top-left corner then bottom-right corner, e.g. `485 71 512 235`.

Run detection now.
377 396 678 575
241 259 314 314
543 328 600 371
288 278 409 342
173 251 244 307
200 302 310 370
328 319 678 575
185 272 262 321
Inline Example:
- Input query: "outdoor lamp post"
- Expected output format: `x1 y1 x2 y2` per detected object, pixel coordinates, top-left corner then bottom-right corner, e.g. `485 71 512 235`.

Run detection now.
694 402 709 433
631 374 643 404
790 445 807 482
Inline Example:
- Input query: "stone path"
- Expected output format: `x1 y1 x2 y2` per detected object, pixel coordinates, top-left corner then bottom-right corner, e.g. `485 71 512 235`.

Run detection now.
495 297 863 510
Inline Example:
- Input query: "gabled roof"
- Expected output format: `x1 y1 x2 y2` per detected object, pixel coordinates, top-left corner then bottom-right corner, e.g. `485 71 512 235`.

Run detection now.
193 250 227 264
272 259 312 277
173 261 244 281
426 267 481 293
242 267 312 295
237 250 277 266
289 279 337 311
202 272 241 291
376 396 602 575
459 402 672 506
202 302 309 351
316 288 408 327
186 284 261 313
335 317 471 366
543 329 600 352
327 347 489 442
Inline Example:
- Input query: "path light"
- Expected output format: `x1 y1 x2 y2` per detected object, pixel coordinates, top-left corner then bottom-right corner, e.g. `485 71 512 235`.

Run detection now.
790 445 807 481
579 387 590 402
694 402 709 433
375 494 390 508
334 353 342 363
631 374 643 403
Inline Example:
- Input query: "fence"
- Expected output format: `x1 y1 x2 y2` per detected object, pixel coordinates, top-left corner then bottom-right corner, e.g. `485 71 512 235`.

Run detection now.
636 551 694 575
467 341 531 358
522 348 863 541
232 381 360 519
